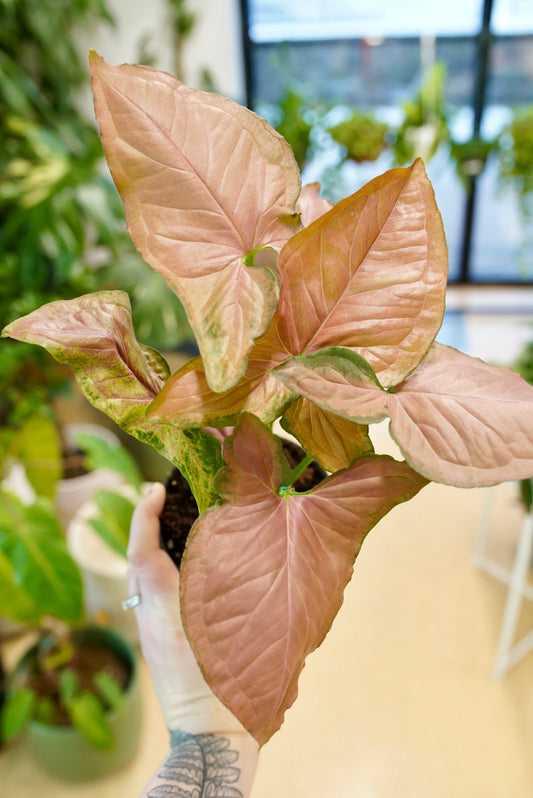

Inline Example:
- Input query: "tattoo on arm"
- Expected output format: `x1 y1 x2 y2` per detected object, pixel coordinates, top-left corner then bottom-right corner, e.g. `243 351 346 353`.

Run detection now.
147 731 243 797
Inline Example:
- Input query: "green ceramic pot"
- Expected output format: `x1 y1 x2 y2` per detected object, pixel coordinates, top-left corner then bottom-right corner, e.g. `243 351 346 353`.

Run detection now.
16 625 142 781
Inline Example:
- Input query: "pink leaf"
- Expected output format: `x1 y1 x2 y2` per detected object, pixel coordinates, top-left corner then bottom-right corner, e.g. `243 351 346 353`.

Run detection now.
2 292 221 508
180 415 428 745
275 159 448 386
149 320 295 427
296 183 333 226
2 291 168 421
280 397 374 472
387 343 533 486
90 53 302 392
275 347 389 423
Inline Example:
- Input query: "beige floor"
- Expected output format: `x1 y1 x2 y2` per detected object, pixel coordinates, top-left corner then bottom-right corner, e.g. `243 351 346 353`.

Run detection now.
1 289 533 796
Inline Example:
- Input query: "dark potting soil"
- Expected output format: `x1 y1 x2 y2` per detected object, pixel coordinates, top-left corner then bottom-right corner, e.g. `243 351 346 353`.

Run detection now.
159 439 326 570
61 446 88 479
23 638 130 727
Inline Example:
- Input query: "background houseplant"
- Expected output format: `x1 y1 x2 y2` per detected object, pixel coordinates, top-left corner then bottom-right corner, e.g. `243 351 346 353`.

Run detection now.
4 53 533 748
0 0 194 442
0 476 142 778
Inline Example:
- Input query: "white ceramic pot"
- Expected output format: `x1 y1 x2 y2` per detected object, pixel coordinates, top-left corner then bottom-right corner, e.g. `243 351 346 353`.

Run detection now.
55 423 126 530
67 485 147 645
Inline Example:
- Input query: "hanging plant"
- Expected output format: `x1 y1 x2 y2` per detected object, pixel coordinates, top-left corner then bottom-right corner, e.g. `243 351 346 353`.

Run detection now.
450 136 497 189
393 62 451 166
327 109 389 164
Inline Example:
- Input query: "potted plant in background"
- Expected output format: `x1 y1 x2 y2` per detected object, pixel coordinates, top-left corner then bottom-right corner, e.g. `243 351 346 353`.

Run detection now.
392 61 451 166
327 107 390 165
0 479 142 779
66 432 148 642
497 103 533 276
4 53 533 749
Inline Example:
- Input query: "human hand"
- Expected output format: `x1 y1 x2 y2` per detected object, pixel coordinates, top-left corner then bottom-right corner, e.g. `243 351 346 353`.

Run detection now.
127 483 251 738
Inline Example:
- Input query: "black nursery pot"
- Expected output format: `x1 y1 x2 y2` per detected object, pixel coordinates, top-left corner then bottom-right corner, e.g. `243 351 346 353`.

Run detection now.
159 438 326 569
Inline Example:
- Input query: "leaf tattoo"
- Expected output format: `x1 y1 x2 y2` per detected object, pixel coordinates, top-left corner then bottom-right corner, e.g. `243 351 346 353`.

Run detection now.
148 732 243 797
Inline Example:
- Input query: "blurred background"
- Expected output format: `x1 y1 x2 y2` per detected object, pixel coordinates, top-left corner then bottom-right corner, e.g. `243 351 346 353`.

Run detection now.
0 1 532 796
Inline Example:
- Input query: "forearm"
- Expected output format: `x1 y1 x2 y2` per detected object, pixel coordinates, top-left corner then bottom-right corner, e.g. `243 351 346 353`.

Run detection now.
139 730 259 797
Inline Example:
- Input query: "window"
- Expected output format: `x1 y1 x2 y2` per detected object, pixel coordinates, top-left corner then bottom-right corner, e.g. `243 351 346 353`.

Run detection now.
242 0 533 282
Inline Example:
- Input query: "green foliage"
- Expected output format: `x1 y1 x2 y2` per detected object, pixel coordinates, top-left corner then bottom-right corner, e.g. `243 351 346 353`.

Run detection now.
76 431 144 492
0 688 36 743
513 338 533 511
328 110 389 164
1 410 63 499
94 670 124 711
450 136 497 188
0 490 84 625
0 0 114 424
75 432 143 557
498 104 533 208
88 490 136 558
392 62 451 166
66 689 115 749
274 90 313 170
1 637 124 750
0 0 193 427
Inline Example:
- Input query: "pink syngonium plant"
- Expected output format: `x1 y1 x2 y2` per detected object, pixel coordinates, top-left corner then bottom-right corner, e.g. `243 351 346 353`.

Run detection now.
4 53 533 746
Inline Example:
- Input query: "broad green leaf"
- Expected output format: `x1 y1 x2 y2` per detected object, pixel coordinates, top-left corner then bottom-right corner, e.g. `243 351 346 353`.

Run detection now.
8 413 62 500
1 689 36 742
90 52 302 393
386 343 533 487
181 414 427 745
280 397 374 472
0 492 83 623
2 291 221 510
93 671 124 712
275 159 448 387
87 490 135 558
66 691 114 750
75 432 143 492
59 668 79 704
0 548 42 624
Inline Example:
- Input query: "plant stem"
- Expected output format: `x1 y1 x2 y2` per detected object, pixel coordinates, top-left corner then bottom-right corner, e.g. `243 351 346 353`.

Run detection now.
287 454 314 486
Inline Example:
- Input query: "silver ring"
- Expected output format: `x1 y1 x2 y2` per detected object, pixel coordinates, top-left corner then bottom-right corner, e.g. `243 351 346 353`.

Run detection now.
122 594 142 610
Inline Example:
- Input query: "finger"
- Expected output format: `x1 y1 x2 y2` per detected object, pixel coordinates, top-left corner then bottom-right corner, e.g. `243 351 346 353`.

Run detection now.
128 482 166 566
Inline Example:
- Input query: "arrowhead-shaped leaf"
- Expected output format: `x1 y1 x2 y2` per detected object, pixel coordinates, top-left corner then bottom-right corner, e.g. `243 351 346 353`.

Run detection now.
275 347 389 423
281 396 374 472
2 291 222 509
180 415 428 745
148 324 295 428
275 159 448 387
276 343 533 488
387 343 533 486
3 290 169 422
90 52 302 392
149 161 448 430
